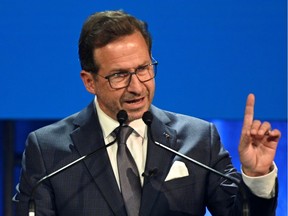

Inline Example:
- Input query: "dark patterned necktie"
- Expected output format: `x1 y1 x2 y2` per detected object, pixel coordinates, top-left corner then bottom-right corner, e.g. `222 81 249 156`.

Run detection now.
117 126 141 216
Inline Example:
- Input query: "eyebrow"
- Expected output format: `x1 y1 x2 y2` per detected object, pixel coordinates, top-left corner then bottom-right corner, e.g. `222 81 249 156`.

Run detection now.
109 61 150 73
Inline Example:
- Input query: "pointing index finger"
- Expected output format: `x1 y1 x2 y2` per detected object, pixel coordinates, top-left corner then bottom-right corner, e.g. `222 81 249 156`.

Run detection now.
243 93 255 131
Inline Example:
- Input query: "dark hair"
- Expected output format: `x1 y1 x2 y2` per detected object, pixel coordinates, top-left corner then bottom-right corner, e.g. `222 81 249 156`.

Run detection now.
78 10 152 73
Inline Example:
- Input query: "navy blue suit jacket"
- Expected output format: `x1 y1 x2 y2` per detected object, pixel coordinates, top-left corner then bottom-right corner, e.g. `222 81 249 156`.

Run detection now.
14 102 277 215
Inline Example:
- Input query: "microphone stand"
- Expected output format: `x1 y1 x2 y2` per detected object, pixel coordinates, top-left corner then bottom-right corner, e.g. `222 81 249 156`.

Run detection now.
28 138 118 216
28 110 128 216
153 140 249 216
142 111 249 216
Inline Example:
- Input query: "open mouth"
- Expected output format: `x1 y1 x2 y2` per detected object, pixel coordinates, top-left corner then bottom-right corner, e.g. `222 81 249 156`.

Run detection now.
126 97 144 104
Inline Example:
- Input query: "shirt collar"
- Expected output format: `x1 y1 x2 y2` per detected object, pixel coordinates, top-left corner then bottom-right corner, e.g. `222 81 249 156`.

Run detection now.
95 97 119 139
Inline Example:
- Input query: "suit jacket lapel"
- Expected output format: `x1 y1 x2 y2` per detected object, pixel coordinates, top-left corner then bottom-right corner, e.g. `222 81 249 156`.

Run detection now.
70 102 126 215
140 106 178 215
69 103 179 215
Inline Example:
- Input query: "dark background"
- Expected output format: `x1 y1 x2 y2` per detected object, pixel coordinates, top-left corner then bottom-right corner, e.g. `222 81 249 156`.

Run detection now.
0 0 286 215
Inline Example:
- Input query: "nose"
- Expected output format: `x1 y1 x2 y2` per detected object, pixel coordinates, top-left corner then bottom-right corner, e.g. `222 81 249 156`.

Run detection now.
126 73 143 93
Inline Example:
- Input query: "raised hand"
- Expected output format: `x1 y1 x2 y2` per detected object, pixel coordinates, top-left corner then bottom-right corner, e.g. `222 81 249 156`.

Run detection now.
238 94 281 176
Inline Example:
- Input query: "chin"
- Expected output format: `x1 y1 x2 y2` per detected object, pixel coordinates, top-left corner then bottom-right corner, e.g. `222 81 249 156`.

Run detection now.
127 110 145 122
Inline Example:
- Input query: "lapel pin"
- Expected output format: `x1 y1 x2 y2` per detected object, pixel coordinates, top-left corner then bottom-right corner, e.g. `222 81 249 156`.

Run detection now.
163 132 170 139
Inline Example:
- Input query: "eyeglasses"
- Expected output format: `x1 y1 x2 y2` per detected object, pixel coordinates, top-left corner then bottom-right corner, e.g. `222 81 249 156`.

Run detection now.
96 59 158 90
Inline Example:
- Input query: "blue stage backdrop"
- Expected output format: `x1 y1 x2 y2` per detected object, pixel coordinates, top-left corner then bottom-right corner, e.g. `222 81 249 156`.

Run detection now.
0 0 286 120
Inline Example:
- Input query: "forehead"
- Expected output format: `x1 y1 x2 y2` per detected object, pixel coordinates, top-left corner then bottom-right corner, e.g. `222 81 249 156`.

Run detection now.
94 32 150 71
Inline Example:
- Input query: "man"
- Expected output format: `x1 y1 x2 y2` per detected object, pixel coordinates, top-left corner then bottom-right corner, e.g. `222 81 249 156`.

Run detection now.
14 10 281 215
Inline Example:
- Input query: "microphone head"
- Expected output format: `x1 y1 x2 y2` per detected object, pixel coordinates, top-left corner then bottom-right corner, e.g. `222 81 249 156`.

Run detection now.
117 110 128 125
142 111 153 127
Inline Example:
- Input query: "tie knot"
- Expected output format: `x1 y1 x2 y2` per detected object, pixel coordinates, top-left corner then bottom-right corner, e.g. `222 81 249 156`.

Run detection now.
118 126 134 145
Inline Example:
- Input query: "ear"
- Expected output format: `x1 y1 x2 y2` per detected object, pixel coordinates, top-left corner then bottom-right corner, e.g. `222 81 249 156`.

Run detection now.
80 70 97 94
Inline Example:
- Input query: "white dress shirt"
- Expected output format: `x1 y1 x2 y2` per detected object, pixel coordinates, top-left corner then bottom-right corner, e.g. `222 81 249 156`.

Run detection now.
95 99 147 188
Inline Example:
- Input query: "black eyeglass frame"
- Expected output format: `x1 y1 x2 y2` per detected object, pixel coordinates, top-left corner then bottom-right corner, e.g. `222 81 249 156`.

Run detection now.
95 59 158 90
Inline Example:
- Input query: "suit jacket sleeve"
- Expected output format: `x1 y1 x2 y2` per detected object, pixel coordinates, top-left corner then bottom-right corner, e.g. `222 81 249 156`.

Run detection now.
14 131 56 216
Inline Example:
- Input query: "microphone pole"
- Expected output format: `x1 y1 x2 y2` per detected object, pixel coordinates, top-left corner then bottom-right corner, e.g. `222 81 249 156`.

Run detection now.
28 110 128 216
142 111 249 216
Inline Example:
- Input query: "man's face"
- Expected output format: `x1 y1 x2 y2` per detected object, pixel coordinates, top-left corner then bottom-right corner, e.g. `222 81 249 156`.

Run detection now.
81 31 155 122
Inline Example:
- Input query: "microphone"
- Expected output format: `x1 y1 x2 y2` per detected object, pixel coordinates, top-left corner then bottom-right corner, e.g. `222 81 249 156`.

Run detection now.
142 111 249 216
28 110 128 216
142 167 158 178
117 109 128 126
